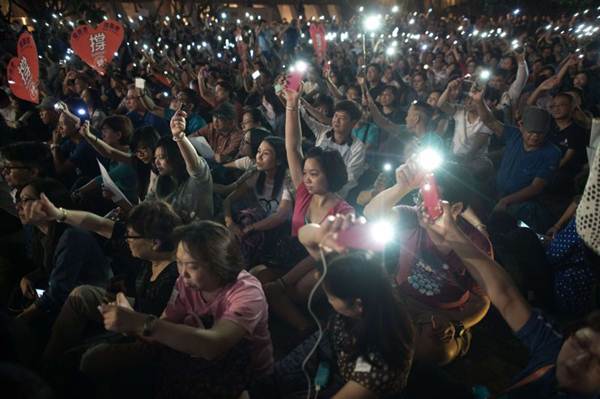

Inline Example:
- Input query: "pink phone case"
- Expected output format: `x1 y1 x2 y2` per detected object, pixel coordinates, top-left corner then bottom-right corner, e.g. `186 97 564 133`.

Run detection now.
421 173 443 220
286 71 303 92
336 224 387 252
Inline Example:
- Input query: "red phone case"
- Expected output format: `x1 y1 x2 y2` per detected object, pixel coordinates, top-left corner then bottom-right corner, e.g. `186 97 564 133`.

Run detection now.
421 173 443 220
336 223 386 252
286 71 303 92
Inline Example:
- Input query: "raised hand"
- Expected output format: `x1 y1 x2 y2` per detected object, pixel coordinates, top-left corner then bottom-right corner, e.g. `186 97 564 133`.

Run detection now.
395 158 425 191
537 75 560 92
170 108 187 136
28 193 60 223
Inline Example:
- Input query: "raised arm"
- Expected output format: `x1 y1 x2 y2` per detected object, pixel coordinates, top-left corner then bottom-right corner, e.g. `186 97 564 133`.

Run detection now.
422 202 531 332
78 121 133 164
362 81 402 135
300 97 331 125
197 67 217 108
506 53 529 104
284 86 305 188
170 110 208 178
526 75 560 106
437 78 460 116
471 88 504 138
29 193 115 239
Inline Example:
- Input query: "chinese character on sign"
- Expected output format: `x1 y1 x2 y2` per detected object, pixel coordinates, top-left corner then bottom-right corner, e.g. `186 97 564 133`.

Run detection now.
90 32 106 53
18 57 37 99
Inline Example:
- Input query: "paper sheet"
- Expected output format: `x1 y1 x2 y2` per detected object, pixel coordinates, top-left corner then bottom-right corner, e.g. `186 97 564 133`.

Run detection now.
97 159 132 206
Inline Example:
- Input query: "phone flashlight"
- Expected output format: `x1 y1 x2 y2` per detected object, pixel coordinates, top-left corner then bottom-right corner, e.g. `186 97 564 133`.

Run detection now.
54 103 61 111
36 289 45 297
336 220 394 251
252 70 261 80
287 60 308 92
77 108 86 116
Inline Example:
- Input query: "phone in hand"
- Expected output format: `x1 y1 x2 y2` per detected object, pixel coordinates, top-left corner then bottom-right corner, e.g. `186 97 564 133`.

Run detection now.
135 77 146 90
336 223 387 251
286 71 303 92
421 173 443 220
35 289 45 297
252 70 261 80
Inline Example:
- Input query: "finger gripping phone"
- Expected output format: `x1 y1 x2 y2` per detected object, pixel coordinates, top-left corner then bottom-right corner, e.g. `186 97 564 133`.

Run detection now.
336 223 387 251
421 173 443 220
286 71 303 92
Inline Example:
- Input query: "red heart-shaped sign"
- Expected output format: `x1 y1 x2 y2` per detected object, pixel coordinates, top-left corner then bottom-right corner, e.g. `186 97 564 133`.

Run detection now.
70 20 124 75
7 32 39 104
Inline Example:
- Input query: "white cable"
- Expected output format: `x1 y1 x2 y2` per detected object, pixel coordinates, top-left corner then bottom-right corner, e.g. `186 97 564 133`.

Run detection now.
301 248 328 399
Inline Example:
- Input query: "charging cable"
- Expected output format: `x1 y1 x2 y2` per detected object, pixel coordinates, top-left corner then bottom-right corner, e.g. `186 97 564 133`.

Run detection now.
301 248 329 399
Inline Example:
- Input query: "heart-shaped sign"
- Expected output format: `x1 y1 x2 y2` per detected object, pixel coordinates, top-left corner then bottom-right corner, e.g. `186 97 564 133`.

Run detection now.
7 32 39 104
70 20 124 75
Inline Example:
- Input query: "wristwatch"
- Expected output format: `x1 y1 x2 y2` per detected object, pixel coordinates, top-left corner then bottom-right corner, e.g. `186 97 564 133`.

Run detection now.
142 314 158 337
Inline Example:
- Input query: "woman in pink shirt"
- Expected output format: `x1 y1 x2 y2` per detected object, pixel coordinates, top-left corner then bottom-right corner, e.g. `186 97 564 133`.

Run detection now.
84 221 273 399
260 83 354 334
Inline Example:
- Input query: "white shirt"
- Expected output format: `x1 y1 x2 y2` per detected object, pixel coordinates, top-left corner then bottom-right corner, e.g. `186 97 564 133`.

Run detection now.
452 107 493 158
300 106 367 198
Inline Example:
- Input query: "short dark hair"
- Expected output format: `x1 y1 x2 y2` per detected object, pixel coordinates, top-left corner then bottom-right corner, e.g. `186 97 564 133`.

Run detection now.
554 92 574 106
304 147 348 192
101 115 134 145
0 142 55 177
242 106 271 131
130 126 160 153
334 100 362 122
367 63 382 75
172 221 244 285
410 101 434 124
127 201 182 252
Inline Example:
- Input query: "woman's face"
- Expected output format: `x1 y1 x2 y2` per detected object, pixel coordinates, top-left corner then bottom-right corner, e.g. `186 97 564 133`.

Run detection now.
125 226 153 259
101 125 121 147
15 185 38 225
255 141 277 171
573 73 588 88
135 144 153 164
58 113 77 139
176 243 221 291
154 146 172 176
427 91 441 107
324 286 362 319
346 88 360 102
241 112 258 133
303 157 329 195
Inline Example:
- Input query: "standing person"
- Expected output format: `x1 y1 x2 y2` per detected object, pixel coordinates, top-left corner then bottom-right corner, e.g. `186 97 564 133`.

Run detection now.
261 84 354 333
82 221 273 399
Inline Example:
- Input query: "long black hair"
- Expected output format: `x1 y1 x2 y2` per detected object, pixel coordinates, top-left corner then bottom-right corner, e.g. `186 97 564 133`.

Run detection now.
255 136 287 199
130 126 160 200
322 252 415 370
22 178 73 271
154 136 188 199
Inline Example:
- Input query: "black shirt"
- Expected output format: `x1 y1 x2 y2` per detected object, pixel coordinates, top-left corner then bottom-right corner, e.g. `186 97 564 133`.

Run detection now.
550 121 589 175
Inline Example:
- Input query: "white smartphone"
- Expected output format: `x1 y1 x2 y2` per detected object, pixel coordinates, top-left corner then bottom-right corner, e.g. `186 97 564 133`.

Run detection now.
36 289 45 297
135 78 146 90
252 70 261 80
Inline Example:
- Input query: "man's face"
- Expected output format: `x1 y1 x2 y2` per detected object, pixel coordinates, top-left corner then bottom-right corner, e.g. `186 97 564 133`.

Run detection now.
550 96 572 120
521 128 546 149
214 85 229 102
573 73 588 89
378 88 395 107
58 113 77 138
125 89 143 113
405 105 420 131
412 75 425 91
366 66 380 83
39 108 57 125
1 161 36 189
489 75 504 91
555 327 600 395
331 110 354 136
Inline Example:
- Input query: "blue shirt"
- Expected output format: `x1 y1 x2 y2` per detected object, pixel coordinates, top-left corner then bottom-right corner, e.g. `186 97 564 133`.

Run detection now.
59 139 105 181
164 108 206 135
127 110 170 136
507 310 598 399
496 125 561 197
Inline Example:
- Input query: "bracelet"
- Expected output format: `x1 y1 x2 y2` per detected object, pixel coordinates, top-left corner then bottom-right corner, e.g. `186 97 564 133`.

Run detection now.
57 207 68 223
286 106 298 111
172 132 186 142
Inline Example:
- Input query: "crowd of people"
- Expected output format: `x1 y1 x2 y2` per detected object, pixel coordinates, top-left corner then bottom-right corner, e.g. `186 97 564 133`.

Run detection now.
1 2 600 398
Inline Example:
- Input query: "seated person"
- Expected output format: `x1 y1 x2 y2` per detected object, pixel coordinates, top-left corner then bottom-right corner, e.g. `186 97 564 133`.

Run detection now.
50 104 105 188
421 201 600 398
139 88 207 135
81 221 273 399
299 97 367 198
14 178 111 327
271 217 415 398
223 127 271 172
473 90 561 232
74 117 138 205
33 199 181 368
0 141 55 196
365 161 491 366
123 85 169 136
189 102 243 164
143 112 213 222
224 136 293 266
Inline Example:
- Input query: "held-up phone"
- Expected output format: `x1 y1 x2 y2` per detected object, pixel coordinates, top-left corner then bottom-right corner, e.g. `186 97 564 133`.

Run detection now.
252 70 261 80
421 173 443 220
336 223 387 252
286 71 303 92
459 79 475 100
35 289 45 297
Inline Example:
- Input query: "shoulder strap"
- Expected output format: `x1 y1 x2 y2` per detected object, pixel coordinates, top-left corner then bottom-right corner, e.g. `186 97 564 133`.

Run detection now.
494 364 555 398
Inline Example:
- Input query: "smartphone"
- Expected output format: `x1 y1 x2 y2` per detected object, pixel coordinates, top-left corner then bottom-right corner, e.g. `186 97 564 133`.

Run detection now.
135 78 146 90
252 70 261 80
286 71 303 92
35 289 45 297
421 173 443 220
336 223 387 252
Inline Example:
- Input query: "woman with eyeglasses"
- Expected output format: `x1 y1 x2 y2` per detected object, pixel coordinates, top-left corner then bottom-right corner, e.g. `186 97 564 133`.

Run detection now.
223 136 293 266
13 178 110 329
26 197 181 380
